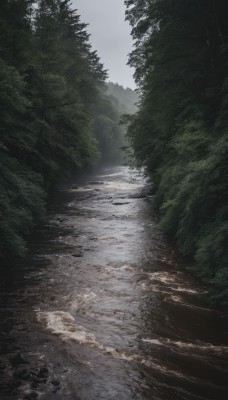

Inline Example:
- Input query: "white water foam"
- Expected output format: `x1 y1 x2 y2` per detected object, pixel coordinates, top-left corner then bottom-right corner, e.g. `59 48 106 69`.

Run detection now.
104 266 116 273
169 294 183 303
148 272 177 284
104 182 144 190
141 283 172 295
167 294 211 311
37 310 189 379
119 264 135 272
142 337 228 354
69 187 93 192
37 311 100 346
69 290 97 313
98 236 118 241
104 264 135 275
97 172 123 178
168 286 199 294
143 271 199 294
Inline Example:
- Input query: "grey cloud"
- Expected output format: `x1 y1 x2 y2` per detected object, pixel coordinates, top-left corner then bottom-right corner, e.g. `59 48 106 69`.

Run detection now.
73 0 136 89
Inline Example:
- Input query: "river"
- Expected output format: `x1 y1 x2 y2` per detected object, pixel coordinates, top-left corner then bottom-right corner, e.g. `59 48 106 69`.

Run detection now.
1 166 228 400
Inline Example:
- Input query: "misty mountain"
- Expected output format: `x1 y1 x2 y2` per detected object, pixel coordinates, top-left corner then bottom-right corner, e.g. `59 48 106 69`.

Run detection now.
106 82 138 114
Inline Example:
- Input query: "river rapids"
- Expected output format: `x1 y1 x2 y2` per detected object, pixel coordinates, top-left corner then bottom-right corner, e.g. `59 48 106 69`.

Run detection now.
1 166 228 400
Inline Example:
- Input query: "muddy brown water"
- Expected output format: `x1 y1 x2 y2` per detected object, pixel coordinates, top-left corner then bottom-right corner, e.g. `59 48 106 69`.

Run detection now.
1 166 228 400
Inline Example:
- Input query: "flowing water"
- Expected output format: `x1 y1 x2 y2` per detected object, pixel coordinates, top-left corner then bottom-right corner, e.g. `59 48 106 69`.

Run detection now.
1 166 228 400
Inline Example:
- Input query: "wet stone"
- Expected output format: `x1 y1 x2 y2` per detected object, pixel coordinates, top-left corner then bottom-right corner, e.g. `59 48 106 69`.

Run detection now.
32 376 46 384
24 390 38 400
2 166 228 400
10 353 28 367
15 324 26 332
13 367 30 380
112 202 130 206
129 193 146 199
1 379 22 392
57 218 65 223
38 367 49 378
30 368 46 382
0 361 5 371
31 381 39 389
50 379 60 393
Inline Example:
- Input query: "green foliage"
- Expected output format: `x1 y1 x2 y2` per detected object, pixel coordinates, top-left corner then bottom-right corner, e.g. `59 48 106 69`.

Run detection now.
0 0 125 262
0 57 45 260
92 91 127 164
0 154 46 259
106 82 138 114
125 0 228 303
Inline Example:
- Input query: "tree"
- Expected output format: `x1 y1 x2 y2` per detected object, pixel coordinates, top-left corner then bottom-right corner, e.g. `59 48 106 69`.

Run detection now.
124 0 228 303
0 0 126 262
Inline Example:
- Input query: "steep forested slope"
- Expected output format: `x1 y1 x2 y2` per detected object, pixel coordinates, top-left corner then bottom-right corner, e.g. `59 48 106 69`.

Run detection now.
92 90 126 164
95 82 139 163
0 0 124 262
106 82 138 114
124 0 228 303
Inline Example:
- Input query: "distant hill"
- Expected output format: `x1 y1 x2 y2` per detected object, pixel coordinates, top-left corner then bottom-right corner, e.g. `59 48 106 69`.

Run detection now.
106 82 138 114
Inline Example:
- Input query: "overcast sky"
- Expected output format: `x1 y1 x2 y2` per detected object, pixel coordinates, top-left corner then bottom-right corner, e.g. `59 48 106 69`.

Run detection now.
73 0 136 89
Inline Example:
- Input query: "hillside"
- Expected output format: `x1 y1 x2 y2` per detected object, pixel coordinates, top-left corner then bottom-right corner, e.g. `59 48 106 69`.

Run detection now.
106 82 138 114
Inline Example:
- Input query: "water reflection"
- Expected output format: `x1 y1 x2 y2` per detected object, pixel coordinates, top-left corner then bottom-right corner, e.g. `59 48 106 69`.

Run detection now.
0 166 228 400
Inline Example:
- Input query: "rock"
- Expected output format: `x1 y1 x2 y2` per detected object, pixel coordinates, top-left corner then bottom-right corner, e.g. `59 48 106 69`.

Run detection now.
0 361 5 371
13 367 30 380
112 202 130 206
31 381 39 389
7 379 22 392
130 193 146 199
56 217 65 222
38 367 49 378
32 376 46 384
50 379 60 385
90 181 104 185
50 379 60 393
72 253 83 257
24 391 38 400
11 354 29 367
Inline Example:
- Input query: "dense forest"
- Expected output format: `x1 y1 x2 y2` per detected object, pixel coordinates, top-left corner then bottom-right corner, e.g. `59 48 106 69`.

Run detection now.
0 0 128 263
106 82 138 114
1 0 227 305
93 83 138 165
124 0 228 303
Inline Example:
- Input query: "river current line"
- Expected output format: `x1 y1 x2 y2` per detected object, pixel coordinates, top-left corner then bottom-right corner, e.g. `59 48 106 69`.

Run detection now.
0 166 228 400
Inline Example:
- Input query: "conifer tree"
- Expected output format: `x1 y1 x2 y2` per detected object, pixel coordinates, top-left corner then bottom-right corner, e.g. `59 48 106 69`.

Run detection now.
125 0 228 302
0 0 125 262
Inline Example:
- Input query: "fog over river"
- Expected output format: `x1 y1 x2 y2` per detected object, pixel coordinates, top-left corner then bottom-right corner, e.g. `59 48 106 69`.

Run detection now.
1 166 228 400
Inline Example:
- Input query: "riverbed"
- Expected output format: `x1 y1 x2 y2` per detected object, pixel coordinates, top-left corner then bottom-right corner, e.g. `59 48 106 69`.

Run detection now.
1 166 228 400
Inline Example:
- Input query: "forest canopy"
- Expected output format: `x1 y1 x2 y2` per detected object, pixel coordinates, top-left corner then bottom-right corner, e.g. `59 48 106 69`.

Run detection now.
124 0 228 303
0 0 132 262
